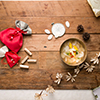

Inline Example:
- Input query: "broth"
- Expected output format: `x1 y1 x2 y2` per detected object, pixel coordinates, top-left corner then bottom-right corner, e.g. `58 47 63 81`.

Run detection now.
61 40 85 65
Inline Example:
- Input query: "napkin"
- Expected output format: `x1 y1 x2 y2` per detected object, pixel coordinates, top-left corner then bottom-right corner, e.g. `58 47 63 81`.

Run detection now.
87 0 100 17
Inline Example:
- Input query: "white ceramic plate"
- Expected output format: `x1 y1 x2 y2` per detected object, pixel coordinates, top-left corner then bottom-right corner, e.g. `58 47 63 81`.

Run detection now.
51 23 65 38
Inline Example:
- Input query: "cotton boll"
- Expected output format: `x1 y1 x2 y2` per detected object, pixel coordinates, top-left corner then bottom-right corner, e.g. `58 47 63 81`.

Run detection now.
48 34 53 40
45 29 50 34
65 21 70 28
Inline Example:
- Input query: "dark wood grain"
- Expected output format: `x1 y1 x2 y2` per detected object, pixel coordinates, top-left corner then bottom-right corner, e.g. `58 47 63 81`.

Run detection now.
0 17 100 34
20 34 100 51
0 1 100 90
0 51 100 89
0 1 94 17
0 34 100 51
0 1 100 34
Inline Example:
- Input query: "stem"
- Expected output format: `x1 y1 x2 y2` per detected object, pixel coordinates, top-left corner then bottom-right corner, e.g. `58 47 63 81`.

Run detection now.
50 74 54 86
39 90 43 96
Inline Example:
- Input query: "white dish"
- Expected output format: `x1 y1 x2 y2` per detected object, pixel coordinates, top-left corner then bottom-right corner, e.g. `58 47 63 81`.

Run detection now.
51 23 65 38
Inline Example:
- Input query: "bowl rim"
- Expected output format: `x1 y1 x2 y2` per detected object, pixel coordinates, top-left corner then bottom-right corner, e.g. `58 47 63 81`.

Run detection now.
60 38 87 66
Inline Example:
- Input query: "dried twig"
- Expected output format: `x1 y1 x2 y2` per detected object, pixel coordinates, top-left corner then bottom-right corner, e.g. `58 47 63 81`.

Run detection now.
74 64 85 74
46 85 55 93
74 67 80 74
34 90 47 100
96 52 100 58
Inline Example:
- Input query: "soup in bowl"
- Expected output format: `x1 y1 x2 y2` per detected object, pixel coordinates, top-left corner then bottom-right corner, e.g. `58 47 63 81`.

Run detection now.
60 38 87 66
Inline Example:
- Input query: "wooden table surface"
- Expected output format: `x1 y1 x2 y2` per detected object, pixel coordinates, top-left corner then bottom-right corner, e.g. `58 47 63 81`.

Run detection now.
0 1 100 90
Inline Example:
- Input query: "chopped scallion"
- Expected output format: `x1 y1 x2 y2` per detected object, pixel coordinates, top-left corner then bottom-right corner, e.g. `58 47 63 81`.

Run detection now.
66 53 69 55
76 51 78 54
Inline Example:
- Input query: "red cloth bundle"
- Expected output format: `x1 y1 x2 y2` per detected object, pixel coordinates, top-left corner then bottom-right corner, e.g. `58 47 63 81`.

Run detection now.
0 28 23 53
0 20 32 68
5 51 21 68
0 46 20 68
0 20 32 53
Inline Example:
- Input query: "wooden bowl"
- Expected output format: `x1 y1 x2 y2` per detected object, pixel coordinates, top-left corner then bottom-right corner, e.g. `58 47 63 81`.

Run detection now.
60 38 87 66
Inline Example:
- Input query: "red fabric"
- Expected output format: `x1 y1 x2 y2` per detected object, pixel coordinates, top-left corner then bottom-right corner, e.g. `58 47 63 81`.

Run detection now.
0 28 25 53
5 52 20 68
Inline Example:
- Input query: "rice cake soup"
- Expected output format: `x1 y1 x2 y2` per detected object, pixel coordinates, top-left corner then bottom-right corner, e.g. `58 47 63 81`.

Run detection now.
61 40 85 65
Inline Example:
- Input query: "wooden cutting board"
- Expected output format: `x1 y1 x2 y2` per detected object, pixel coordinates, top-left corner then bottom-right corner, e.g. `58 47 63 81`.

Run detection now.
0 1 100 89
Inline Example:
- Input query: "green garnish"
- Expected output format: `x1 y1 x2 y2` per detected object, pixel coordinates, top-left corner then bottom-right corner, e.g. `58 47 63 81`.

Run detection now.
95 95 98 98
78 57 80 59
66 52 69 55
76 50 78 54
